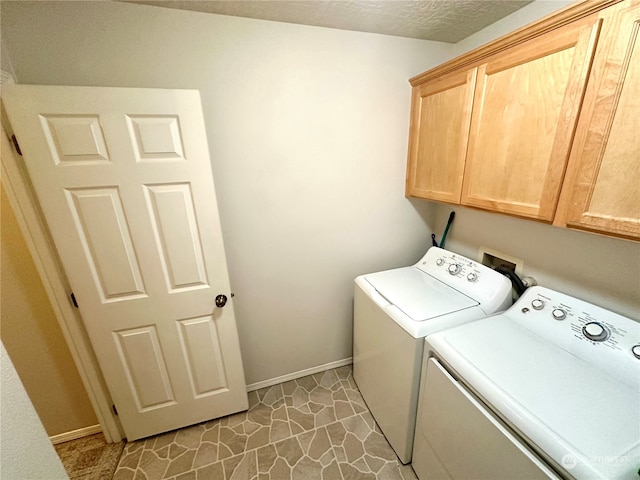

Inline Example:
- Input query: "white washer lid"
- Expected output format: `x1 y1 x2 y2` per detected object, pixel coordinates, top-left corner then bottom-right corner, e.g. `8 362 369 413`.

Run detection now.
428 317 640 479
364 267 478 321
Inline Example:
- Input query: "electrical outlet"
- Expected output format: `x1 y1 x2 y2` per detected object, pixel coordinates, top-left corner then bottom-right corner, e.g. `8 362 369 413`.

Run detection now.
478 247 523 275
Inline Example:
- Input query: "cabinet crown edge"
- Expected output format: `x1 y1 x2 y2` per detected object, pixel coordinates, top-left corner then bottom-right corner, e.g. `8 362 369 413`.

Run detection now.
409 0 623 86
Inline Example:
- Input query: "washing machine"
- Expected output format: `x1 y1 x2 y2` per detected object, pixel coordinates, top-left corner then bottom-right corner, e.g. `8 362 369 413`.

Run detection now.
352 246 512 464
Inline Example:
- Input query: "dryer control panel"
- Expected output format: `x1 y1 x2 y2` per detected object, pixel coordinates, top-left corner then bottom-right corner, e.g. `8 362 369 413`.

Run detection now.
509 286 640 390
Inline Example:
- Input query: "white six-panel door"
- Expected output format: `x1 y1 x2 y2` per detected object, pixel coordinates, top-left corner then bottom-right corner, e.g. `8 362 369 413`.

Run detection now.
3 85 248 440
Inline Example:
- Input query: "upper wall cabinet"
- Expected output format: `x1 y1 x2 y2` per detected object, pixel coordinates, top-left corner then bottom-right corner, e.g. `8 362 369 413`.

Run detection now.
406 0 639 241
406 68 476 203
460 19 600 221
555 1 640 239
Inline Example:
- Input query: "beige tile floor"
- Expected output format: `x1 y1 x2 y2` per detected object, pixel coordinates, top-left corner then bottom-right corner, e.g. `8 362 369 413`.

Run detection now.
113 365 417 479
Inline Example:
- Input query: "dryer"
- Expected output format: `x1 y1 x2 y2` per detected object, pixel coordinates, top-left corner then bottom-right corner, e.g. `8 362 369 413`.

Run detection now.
413 286 640 479
352 246 512 464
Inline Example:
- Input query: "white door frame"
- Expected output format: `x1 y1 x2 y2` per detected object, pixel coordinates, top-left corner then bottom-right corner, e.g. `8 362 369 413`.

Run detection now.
1 100 124 442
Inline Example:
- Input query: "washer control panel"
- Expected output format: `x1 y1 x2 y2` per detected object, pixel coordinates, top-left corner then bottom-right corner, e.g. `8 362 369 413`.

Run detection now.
512 286 639 389
415 247 513 315
428 251 488 284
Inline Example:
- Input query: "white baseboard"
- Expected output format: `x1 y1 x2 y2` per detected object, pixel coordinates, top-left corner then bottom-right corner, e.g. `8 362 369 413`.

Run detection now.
50 424 102 445
246 357 353 392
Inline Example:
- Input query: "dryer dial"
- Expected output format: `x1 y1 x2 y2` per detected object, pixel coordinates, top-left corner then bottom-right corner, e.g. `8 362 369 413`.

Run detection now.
582 322 609 342
448 264 461 275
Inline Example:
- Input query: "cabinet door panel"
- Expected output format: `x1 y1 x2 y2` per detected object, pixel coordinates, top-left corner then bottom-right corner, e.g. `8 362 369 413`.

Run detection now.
406 69 476 203
461 19 601 221
561 3 640 239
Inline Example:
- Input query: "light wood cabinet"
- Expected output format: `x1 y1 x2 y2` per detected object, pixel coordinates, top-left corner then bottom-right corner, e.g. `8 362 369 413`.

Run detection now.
460 19 600 221
406 0 639 241
555 1 640 239
406 69 476 203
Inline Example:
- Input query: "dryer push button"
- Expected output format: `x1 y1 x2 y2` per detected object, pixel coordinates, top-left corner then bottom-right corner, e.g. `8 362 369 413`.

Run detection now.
531 298 545 310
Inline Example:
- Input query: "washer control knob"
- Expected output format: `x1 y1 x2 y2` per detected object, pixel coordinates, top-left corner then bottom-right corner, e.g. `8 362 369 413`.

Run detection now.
448 264 461 275
467 272 478 282
551 308 567 320
632 345 640 360
582 322 609 342
436 258 445 266
531 298 545 310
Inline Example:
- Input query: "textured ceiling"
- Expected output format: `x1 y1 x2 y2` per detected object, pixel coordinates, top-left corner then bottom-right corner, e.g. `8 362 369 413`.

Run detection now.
123 0 534 43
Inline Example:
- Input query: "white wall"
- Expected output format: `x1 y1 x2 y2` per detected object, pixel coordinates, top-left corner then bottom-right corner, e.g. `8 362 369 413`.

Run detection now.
1 183 98 436
433 206 640 319
0 1 452 384
0 343 69 479
435 0 640 319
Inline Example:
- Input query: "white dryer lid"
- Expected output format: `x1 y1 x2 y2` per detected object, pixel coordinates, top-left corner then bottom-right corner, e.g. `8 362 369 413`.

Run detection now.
364 267 478 321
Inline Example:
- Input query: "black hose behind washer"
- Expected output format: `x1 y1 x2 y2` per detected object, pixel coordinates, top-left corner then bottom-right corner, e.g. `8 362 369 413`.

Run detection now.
494 265 528 297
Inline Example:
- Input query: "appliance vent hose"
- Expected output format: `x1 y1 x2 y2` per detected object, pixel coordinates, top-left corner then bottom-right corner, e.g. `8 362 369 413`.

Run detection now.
494 265 528 297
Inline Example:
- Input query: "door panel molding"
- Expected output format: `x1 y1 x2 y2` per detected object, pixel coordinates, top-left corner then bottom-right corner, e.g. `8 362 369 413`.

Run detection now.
114 326 176 411
65 186 147 301
144 183 209 292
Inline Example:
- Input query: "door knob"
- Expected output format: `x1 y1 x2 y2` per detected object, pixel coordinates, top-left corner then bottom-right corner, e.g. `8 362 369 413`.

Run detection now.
215 294 228 308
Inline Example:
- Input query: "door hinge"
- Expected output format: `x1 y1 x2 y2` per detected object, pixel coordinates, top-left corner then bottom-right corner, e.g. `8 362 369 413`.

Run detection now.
11 135 22 156
70 292 79 308
112 404 118 416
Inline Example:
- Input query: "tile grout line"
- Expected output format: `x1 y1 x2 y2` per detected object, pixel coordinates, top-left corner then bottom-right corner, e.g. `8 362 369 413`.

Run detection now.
334 378 349 480
131 440 144 475
249 448 257 480
217 412 221 468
